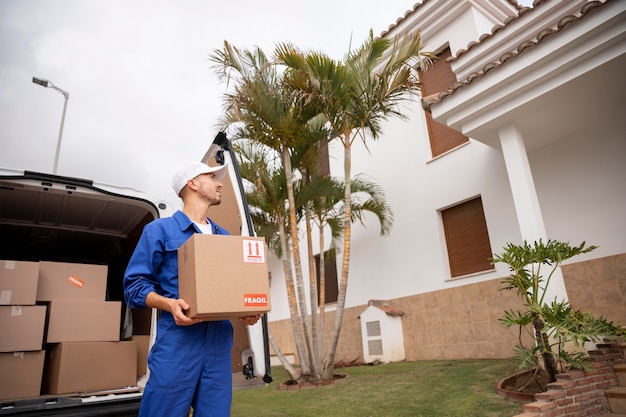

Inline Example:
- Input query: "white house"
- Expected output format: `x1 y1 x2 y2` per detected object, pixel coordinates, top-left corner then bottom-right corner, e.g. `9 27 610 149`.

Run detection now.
266 0 626 363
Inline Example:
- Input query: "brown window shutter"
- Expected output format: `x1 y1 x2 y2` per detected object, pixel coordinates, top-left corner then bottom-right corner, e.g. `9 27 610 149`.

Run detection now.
442 197 493 277
420 48 469 157
317 141 330 177
315 249 338 304
421 49 456 96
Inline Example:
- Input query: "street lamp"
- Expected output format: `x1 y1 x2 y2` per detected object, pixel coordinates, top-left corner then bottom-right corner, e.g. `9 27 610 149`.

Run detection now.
32 76 69 175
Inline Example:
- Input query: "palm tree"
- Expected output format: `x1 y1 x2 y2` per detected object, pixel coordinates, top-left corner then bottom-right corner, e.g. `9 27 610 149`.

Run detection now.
275 30 433 379
233 134 393 383
210 30 429 383
235 138 394 382
232 139 302 379
211 42 329 381
233 140 286 257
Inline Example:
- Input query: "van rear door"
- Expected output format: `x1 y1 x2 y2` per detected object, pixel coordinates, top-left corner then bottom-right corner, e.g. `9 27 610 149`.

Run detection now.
200 132 272 387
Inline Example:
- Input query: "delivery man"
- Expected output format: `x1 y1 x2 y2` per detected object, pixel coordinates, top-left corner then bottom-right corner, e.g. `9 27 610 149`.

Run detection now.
124 161 261 417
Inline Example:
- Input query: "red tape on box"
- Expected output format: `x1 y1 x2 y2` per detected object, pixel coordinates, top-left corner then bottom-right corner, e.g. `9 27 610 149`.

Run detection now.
244 294 268 307
67 275 85 288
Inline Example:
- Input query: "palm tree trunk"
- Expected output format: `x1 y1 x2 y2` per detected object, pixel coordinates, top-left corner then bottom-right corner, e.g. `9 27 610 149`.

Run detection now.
282 147 317 381
324 134 352 380
269 335 299 381
317 220 327 369
304 208 322 378
277 220 309 378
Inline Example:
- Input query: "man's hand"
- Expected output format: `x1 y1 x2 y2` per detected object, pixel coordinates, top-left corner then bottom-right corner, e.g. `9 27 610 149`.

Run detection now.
169 298 203 326
239 314 263 326
145 291 202 326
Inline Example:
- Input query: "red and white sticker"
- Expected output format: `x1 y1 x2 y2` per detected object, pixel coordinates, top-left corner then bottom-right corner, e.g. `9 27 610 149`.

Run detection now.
242 239 266 263
68 275 85 288
244 294 268 307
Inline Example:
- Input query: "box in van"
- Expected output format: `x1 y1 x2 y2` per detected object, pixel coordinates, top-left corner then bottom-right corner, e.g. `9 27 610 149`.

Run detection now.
45 301 121 343
44 341 137 394
0 305 46 352
37 261 108 302
131 335 150 378
0 260 39 305
0 351 45 401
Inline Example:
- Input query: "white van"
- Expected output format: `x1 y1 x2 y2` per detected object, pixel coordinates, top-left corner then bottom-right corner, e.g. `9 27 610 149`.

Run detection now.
0 133 272 416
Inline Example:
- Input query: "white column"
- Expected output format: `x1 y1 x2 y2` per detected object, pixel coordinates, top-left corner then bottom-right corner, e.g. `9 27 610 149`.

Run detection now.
498 123 569 301
498 123 546 242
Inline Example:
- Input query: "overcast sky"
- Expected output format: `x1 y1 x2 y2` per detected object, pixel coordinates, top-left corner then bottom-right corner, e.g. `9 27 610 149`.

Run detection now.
0 0 530 210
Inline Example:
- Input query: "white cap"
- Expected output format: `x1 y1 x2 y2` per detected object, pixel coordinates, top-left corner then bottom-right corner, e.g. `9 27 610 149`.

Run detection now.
171 161 227 196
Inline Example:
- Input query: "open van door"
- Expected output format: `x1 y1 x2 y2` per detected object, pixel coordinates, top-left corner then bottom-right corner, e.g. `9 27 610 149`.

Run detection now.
200 131 273 387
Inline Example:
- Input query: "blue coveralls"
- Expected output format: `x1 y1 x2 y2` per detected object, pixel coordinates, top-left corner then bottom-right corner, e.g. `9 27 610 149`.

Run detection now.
124 210 234 417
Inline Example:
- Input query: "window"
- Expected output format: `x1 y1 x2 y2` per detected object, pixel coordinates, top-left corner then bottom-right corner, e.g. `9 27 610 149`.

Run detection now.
420 47 469 157
441 197 493 278
314 249 338 304
316 140 331 177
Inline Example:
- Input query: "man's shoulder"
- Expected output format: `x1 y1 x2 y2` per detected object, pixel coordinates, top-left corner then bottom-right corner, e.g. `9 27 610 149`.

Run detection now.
148 215 178 227
144 212 182 232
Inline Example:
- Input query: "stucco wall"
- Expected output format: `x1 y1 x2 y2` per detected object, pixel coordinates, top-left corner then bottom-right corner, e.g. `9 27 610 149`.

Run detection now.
269 277 526 364
562 253 626 325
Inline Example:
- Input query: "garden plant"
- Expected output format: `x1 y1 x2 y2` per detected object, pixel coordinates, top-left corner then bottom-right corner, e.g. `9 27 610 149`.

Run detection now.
491 239 624 391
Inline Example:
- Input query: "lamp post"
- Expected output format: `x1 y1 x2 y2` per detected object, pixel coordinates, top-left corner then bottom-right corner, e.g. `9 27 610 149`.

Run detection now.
32 77 69 175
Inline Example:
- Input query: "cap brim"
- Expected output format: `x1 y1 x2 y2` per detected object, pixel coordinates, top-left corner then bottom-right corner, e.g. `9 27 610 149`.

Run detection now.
203 164 227 180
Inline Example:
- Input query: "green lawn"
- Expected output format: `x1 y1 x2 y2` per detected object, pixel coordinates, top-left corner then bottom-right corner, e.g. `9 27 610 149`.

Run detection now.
232 358 525 417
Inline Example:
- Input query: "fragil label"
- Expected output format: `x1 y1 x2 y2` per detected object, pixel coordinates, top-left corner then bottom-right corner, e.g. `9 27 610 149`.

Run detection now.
242 239 266 263
244 294 268 307
67 275 85 288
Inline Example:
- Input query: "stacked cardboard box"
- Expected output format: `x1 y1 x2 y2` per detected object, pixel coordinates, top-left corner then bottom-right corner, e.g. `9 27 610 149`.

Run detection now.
37 261 120 343
0 260 46 401
35 261 137 395
128 307 152 379
43 341 137 394
130 334 150 378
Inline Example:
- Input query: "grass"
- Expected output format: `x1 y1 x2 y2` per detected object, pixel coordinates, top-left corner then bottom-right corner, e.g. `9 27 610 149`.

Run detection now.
231 358 525 417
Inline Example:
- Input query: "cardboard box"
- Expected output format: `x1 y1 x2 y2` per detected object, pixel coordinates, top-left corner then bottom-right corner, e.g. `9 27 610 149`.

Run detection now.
131 335 150 377
0 351 45 401
37 261 107 302
44 341 137 394
0 305 47 352
178 234 271 319
0 260 39 305
46 301 121 343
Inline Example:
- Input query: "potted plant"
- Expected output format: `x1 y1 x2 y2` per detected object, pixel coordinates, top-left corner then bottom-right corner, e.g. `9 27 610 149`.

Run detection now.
491 239 624 396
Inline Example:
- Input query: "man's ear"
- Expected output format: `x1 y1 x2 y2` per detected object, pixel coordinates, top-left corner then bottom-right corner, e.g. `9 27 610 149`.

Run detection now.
186 179 198 191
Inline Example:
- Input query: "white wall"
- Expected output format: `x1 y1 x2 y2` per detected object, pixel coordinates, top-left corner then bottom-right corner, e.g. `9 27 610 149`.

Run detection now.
329 104 523 308
530 125 626 262
266 101 523 320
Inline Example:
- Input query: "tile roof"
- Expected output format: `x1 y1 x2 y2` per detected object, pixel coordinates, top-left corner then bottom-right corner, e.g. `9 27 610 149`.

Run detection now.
362 299 404 317
448 1 536 63
380 0 524 38
421 0 612 112
379 0 523 40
